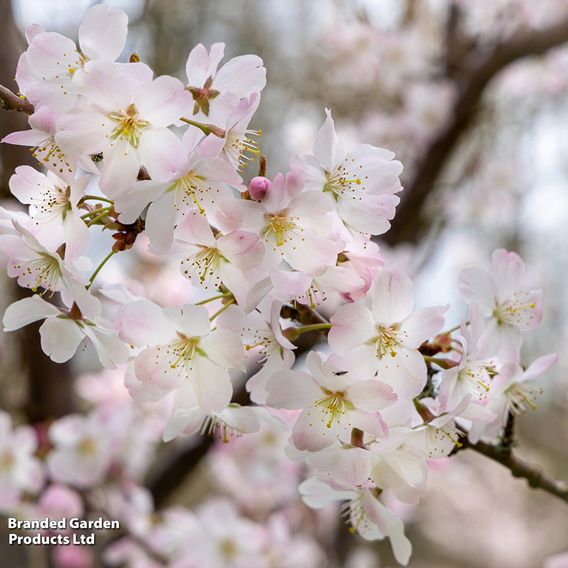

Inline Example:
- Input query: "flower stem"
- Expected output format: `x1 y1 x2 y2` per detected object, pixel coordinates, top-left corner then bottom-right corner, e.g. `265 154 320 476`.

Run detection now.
80 195 114 205
284 323 332 341
86 207 113 226
180 117 225 137
209 298 235 321
87 251 115 289
195 292 233 306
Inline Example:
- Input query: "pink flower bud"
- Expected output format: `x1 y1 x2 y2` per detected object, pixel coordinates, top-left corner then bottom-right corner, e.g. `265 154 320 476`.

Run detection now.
248 176 271 201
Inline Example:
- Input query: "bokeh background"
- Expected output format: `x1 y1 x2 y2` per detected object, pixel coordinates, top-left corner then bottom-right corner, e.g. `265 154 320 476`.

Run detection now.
1 0 568 566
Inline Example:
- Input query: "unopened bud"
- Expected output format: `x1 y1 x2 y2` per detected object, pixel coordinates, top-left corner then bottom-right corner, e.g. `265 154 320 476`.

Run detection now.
248 176 271 201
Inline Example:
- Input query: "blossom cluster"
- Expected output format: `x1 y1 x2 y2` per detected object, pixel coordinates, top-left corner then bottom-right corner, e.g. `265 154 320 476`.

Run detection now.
0 5 558 565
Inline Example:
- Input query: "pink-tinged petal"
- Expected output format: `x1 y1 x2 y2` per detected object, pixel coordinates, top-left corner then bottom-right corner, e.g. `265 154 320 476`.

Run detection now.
350 410 388 437
56 109 111 157
361 492 412 565
62 277 101 320
185 43 225 87
145 191 177 253
338 193 399 235
82 325 129 369
479 319 522 363
458 266 495 315
115 180 167 225
491 248 525 301
292 407 344 451
162 382 203 441
216 198 265 232
78 4 128 62
371 269 414 324
271 270 313 303
63 212 89 260
9 165 48 204
347 380 397 411
137 75 192 127
307 447 372 486
399 305 447 348
25 24 44 43
201 328 244 370
376 348 427 399
246 350 294 404
168 304 211 337
329 302 376 356
39 318 84 363
288 190 334 217
190 356 232 413
138 128 185 183
72 60 141 112
214 54 266 96
523 353 558 382
175 210 215 246
299 477 354 508
117 300 176 346
133 347 181 398
163 406 204 442
265 369 321 409
100 141 140 198
282 231 342 273
3 296 59 331
217 231 264 271
25 31 77 77
313 108 343 172
2 129 47 147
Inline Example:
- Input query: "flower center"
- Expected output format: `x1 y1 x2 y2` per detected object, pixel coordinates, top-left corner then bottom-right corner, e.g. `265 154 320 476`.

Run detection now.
506 382 542 415
167 335 203 369
172 172 209 214
182 246 227 288
457 361 496 400
226 128 261 171
493 292 538 328
109 103 149 148
263 212 301 248
323 164 362 200
314 388 351 428
373 324 401 359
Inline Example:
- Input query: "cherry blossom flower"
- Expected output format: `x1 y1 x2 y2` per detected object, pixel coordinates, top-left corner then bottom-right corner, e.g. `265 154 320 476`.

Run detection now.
3 295 128 368
300 478 412 566
266 351 396 451
459 248 543 360
469 353 558 442
218 301 296 404
0 412 44 509
329 269 446 398
296 109 403 235
56 61 191 197
118 300 244 413
174 213 265 304
185 42 266 122
9 166 89 259
47 412 114 488
2 106 78 183
16 4 129 112
114 127 243 252
217 170 342 273
0 220 97 315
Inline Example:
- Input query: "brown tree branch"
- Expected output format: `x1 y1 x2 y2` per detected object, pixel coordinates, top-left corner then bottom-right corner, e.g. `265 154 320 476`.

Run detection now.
458 435 568 504
0 85 33 114
385 14 568 244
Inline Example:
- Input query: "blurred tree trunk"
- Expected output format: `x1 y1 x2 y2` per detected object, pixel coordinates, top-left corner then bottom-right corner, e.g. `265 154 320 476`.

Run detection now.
0 0 75 422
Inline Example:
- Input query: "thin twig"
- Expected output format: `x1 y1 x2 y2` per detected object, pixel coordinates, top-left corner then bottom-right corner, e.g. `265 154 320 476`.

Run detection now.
0 84 34 114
